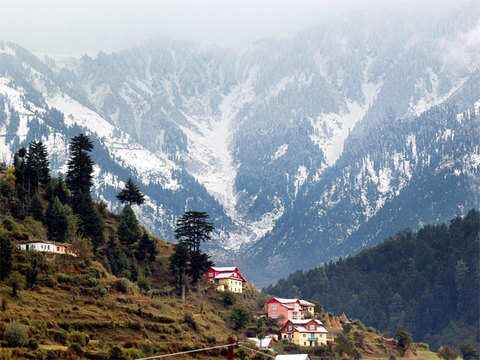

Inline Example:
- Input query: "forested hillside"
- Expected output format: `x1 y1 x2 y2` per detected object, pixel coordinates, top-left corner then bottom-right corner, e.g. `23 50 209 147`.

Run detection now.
266 210 480 351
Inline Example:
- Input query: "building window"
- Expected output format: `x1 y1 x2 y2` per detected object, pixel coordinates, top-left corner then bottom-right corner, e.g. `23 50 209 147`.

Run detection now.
271 304 277 311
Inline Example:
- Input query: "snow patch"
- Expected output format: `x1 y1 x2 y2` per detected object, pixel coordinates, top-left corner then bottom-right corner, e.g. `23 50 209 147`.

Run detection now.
294 166 308 196
181 71 256 220
310 81 381 166
272 144 288 161
47 94 179 190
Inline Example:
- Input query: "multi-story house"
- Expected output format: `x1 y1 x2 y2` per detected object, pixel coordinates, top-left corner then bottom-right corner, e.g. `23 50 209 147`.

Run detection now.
206 266 246 293
280 319 329 347
265 297 315 324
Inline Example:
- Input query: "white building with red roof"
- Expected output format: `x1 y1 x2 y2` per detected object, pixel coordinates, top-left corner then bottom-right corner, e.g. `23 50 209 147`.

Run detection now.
206 266 246 293
265 297 315 324
280 319 329 347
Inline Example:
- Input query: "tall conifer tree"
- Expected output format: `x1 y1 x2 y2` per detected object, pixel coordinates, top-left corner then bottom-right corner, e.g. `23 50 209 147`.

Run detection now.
117 178 145 206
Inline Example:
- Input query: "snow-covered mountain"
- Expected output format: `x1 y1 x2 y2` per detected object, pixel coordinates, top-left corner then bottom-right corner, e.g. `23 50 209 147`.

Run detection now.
0 3 479 285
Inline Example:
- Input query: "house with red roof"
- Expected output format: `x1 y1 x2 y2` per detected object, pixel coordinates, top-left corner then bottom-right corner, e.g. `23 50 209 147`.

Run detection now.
265 297 315 324
206 266 246 293
280 319 329 347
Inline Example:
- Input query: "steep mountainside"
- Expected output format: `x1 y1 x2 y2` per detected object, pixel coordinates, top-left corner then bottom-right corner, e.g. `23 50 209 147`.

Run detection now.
0 3 479 284
265 210 480 350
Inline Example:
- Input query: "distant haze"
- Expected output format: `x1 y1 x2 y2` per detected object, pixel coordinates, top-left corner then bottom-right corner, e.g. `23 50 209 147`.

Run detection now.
1 0 472 56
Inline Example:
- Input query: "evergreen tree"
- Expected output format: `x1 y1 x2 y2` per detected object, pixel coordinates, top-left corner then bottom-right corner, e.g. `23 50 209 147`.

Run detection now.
13 148 28 218
106 236 131 278
76 195 104 249
117 178 145 206
169 243 189 302
66 134 94 198
118 205 141 246
45 197 69 243
188 250 213 285
136 233 157 262
46 177 69 204
0 233 13 280
30 193 44 221
65 135 104 248
174 211 213 253
25 141 50 193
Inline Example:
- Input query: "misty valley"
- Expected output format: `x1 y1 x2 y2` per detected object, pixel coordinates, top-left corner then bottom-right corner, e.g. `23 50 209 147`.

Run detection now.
0 1 478 359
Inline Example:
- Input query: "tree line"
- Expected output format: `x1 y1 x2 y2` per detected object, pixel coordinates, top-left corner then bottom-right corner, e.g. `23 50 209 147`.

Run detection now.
0 134 215 296
265 210 479 353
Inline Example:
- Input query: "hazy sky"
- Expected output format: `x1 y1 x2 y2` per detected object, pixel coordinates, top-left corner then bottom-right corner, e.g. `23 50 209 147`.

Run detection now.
1 0 469 56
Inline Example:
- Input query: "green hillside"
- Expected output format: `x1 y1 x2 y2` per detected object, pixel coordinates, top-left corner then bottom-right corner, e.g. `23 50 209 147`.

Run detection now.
266 210 480 354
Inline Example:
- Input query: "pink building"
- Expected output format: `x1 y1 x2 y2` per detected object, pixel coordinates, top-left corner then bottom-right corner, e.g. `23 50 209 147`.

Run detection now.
265 297 315 324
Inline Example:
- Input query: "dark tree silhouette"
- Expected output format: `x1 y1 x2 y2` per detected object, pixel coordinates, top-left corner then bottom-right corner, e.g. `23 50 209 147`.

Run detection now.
117 178 145 206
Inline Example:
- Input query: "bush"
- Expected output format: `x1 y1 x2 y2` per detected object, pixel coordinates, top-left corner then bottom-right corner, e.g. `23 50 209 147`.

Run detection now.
57 273 73 284
69 342 83 355
8 272 25 297
109 345 127 360
229 308 249 330
221 292 235 307
460 343 479 360
68 331 89 346
27 339 39 350
206 335 216 344
48 329 68 344
183 313 198 331
98 286 108 297
115 278 134 294
122 348 144 359
4 322 29 347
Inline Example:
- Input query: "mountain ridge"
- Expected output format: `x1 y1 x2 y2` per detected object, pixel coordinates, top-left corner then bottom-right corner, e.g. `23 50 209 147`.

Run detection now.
0 4 479 285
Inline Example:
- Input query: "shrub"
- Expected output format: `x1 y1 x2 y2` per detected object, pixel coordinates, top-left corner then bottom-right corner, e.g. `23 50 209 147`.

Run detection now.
1 298 8 311
183 313 197 331
4 322 28 347
395 328 412 353
122 348 144 359
115 278 134 294
8 272 25 297
98 286 108 297
109 345 127 360
460 343 479 360
57 273 73 284
68 331 89 346
438 345 459 360
221 292 235 307
48 329 68 344
69 342 83 355
206 335 216 344
229 308 250 330
27 339 39 350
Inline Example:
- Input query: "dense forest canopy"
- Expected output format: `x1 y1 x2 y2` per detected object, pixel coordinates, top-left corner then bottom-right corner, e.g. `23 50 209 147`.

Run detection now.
265 210 480 350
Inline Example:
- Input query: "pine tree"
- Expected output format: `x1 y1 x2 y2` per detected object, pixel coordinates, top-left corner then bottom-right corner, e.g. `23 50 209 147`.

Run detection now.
13 148 28 218
0 233 13 280
25 141 50 194
106 235 131 277
188 250 213 285
47 177 69 204
66 134 94 199
30 193 44 221
174 211 214 253
46 197 69 243
117 178 145 206
136 233 157 262
65 134 104 248
76 194 104 249
169 243 189 302
118 205 141 246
